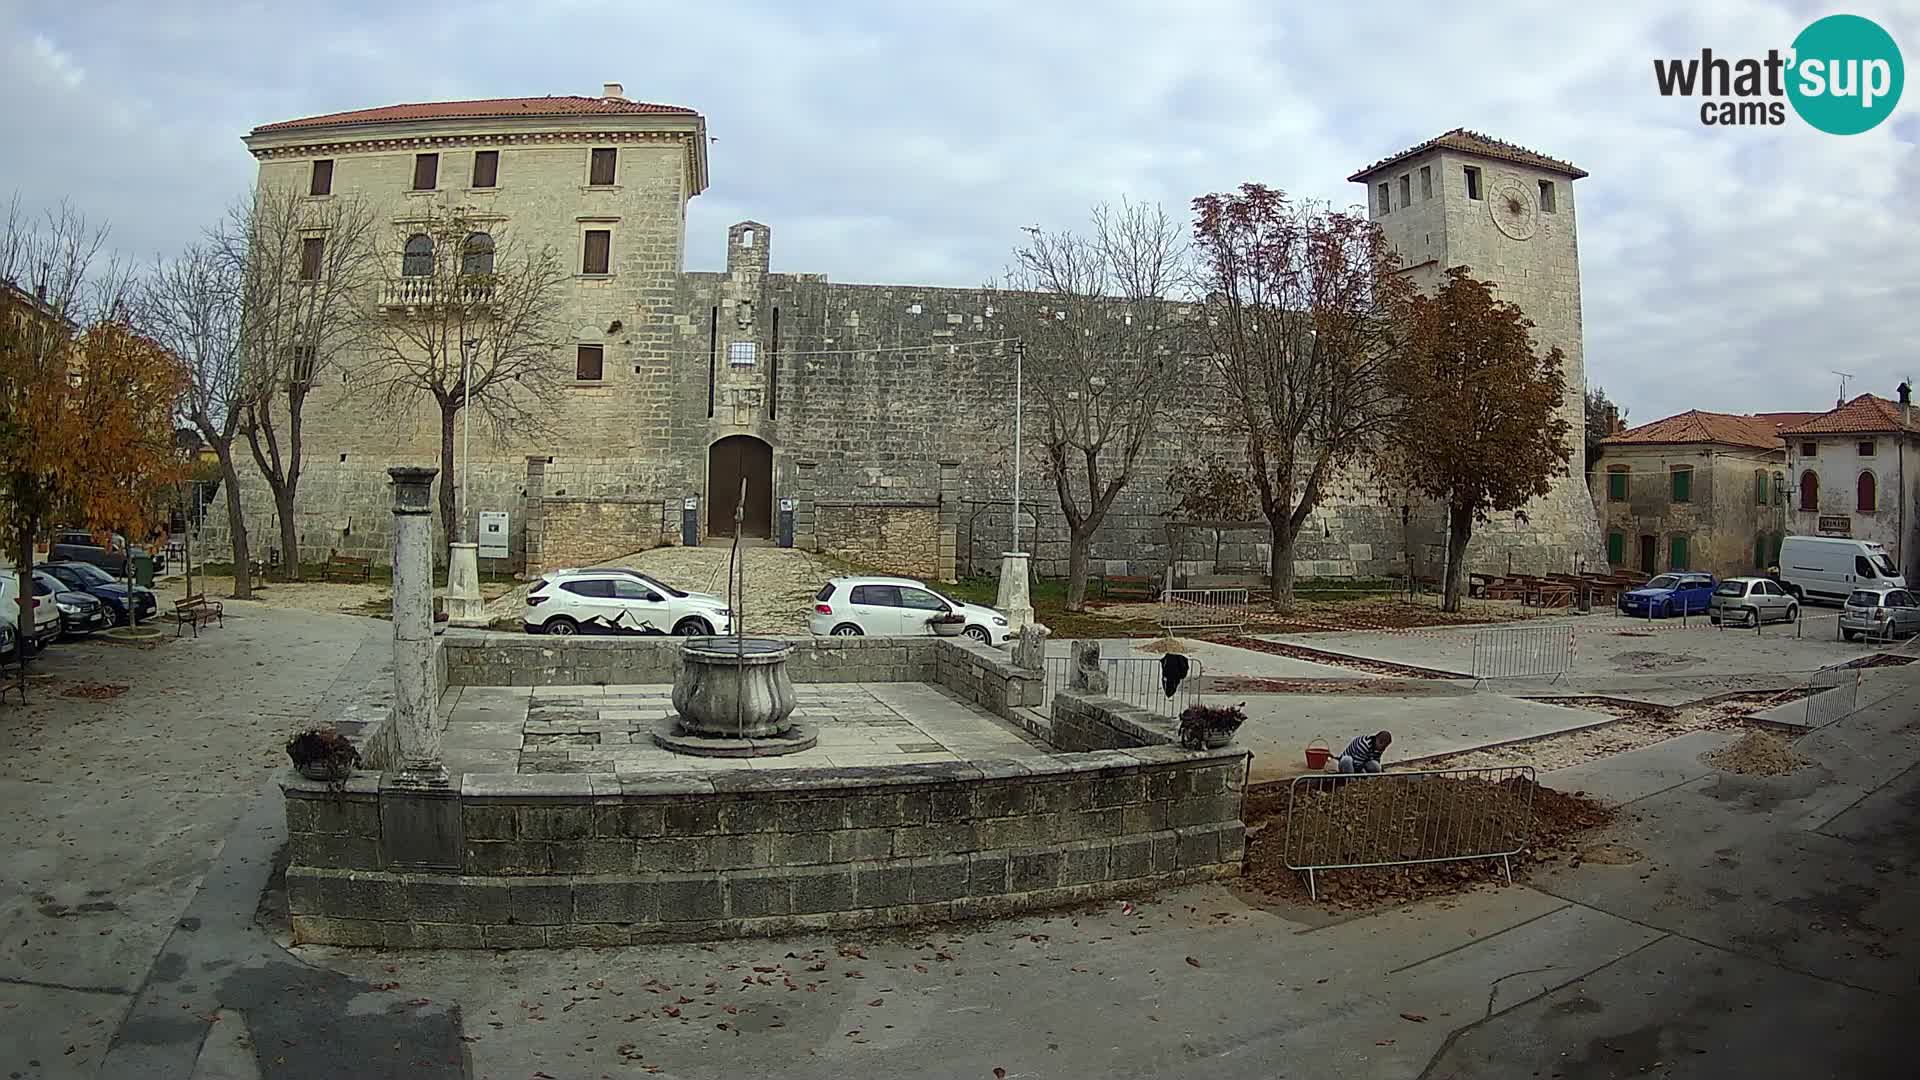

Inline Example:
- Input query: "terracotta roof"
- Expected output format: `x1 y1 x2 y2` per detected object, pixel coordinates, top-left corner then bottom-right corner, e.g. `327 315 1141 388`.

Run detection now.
1599 410 1786 450
1750 411 1825 430
1348 128 1588 183
253 95 697 134
1780 394 1920 436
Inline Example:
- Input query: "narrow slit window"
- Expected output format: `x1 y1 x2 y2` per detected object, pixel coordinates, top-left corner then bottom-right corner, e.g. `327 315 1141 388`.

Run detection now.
1398 174 1411 208
1377 182 1391 214
1537 180 1556 212
1464 165 1482 200
1420 165 1432 200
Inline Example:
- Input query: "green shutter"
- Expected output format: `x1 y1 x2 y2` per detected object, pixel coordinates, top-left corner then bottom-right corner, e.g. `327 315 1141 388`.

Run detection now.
1755 471 1767 506
1671 468 1691 503
1670 535 1689 570
1608 532 1625 565
1608 470 1627 500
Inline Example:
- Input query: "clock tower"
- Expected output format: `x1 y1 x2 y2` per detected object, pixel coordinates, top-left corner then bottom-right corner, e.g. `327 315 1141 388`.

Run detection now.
1350 129 1607 574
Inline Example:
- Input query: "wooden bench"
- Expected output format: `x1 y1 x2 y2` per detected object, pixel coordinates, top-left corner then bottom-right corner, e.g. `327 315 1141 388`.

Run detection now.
1097 575 1159 602
168 593 224 637
323 551 371 583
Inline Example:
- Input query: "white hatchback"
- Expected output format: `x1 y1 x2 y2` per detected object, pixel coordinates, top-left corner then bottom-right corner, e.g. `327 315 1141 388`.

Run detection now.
523 569 732 637
808 576 1011 646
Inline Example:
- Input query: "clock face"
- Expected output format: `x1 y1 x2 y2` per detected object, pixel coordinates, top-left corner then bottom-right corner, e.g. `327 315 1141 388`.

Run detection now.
1489 176 1537 241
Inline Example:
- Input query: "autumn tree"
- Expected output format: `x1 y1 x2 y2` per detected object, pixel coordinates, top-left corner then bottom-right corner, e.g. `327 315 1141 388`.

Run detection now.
141 242 255 598
1165 458 1256 570
1391 267 1571 612
994 202 1191 611
356 205 569 548
220 185 379 579
1192 185 1410 612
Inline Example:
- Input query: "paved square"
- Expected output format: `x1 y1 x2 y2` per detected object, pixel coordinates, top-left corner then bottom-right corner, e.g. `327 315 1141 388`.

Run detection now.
439 682 1052 775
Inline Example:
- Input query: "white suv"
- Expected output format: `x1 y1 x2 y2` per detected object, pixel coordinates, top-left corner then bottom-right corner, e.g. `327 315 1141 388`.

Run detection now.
809 576 1010 646
0 573 63 650
523 568 732 637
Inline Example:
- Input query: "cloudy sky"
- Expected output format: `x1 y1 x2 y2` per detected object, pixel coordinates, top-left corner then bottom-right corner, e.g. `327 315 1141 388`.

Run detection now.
3 0 1916 423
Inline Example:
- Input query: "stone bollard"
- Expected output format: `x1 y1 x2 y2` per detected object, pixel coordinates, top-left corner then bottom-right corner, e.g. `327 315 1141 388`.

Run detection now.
1068 639 1108 695
388 466 446 788
1011 623 1049 671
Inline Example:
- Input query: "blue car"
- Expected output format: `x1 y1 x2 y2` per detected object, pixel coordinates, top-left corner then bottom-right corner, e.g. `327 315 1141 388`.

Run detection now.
1618 572 1717 618
39 560 159 625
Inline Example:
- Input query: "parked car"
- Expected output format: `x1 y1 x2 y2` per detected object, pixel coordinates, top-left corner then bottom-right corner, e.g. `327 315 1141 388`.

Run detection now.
31 569 109 637
523 569 732 636
1838 587 1920 641
1777 535 1904 605
1707 576 1799 627
48 529 164 575
1617 572 1716 618
809 576 1011 645
0 573 64 650
39 560 159 625
0 621 14 660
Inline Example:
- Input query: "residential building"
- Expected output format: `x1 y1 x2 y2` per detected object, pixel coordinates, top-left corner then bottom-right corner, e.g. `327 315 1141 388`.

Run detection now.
1590 411 1792 578
1781 391 1920 580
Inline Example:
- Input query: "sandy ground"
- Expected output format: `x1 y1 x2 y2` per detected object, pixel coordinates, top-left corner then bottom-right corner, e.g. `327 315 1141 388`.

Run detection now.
154 570 515 617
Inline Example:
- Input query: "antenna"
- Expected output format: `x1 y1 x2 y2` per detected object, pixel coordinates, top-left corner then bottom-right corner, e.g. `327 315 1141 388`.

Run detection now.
1831 370 1855 403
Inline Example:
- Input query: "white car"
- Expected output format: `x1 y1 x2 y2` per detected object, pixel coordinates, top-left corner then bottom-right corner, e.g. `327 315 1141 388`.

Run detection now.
0 573 64 650
523 568 732 637
809 576 1011 646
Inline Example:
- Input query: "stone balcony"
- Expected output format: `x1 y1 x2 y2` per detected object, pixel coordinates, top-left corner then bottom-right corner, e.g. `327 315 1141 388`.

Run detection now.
377 279 496 309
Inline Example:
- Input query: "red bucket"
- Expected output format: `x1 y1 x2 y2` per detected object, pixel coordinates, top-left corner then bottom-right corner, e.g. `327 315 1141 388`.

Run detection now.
1304 738 1331 771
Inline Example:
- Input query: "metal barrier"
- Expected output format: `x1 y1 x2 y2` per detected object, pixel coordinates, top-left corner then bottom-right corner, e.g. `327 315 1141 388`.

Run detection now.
1471 625 1574 680
1282 765 1537 900
1041 654 1203 717
1804 669 1862 727
1158 588 1250 634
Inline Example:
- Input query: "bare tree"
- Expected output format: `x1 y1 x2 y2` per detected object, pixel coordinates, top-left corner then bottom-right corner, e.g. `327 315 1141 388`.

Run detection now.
356 204 569 547
219 185 378 580
140 241 254 598
995 202 1191 611
1192 184 1410 612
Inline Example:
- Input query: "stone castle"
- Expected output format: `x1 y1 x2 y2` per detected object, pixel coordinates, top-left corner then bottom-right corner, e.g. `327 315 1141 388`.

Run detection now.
217 85 1604 581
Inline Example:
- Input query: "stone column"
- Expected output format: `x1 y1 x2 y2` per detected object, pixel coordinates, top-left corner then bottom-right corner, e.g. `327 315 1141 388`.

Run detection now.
389 466 445 788
794 461 818 552
523 456 547 575
995 551 1036 633
445 541 484 625
937 461 960 584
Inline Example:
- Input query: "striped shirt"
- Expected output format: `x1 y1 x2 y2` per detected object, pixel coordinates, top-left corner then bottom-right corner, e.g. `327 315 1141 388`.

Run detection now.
1344 735 1383 766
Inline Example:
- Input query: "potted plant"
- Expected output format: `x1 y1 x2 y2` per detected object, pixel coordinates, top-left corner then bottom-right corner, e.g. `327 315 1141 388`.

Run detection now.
1178 703 1247 750
927 611 967 637
286 727 361 781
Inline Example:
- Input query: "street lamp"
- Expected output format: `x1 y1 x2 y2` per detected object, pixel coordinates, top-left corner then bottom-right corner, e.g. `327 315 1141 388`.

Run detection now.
1012 339 1024 554
460 337 478 543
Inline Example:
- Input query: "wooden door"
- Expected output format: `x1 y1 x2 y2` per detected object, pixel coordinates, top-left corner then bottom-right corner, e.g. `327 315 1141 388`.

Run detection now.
708 436 773 538
1638 535 1656 575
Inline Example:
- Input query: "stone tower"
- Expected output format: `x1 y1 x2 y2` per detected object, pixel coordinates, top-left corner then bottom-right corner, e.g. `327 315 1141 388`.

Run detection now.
1350 129 1608 574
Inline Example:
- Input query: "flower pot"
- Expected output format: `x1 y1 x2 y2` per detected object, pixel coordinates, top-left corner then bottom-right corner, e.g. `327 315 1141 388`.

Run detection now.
297 758 354 782
929 619 966 637
1203 728 1235 749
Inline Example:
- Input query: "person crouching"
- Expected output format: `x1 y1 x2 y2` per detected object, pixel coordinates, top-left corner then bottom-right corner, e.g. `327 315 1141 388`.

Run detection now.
1336 731 1392 774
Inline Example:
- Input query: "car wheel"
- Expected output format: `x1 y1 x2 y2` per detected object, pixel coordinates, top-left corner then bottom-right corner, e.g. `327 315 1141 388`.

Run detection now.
830 623 864 637
542 616 578 636
673 617 712 636
1785 603 1798 623
1842 629 1859 642
963 625 991 644
1745 607 1760 628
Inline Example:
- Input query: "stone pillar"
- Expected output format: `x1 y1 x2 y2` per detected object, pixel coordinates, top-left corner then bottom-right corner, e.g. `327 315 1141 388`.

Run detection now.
1068 639 1108 695
445 542 484 625
937 461 960 584
794 461 818 552
389 466 445 788
995 551 1036 633
523 457 546 576
1011 624 1048 671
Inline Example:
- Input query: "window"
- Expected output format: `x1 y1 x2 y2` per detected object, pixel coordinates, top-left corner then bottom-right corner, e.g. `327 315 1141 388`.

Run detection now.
1377 182 1391 214
1464 165 1482 200
471 150 499 188
1858 440 1875 456
560 579 613 598
1799 470 1819 511
613 579 659 601
1856 555 1878 579
402 233 433 277
1669 535 1689 570
1772 471 1786 505
461 232 494 276
589 147 617 186
298 237 324 281
1754 469 1768 506
728 341 756 368
290 344 316 387
575 345 604 381
1670 466 1692 503
1889 590 1915 608
1799 441 1816 457
898 588 946 611
1607 531 1624 565
309 159 333 196
1857 471 1877 512
1537 180 1556 212
412 153 438 191
1398 174 1411 207
582 230 610 274
850 584 902 607
1420 165 1432 200
740 228 755 248
1607 467 1627 501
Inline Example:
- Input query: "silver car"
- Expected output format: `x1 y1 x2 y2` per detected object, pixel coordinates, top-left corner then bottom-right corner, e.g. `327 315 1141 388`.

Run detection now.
1708 577 1798 627
1839 587 1920 641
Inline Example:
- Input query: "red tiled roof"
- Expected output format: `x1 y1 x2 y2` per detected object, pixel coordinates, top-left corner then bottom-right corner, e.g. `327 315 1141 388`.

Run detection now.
1750 411 1825 430
1780 394 1919 436
253 95 697 134
1599 410 1785 451
1348 128 1588 182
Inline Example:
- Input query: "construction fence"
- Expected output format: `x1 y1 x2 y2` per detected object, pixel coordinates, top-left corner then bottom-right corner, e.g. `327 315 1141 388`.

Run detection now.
1471 625 1575 680
1158 588 1251 635
1041 654 1204 718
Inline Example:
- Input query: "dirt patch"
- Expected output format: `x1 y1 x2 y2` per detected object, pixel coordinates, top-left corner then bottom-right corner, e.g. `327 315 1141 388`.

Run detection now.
58 682 129 701
1703 729 1810 776
1833 652 1918 670
1577 842 1643 865
1129 637 1191 655
1204 635 1463 680
1241 776 1614 910
1210 677 1386 694
1420 690 1809 772
1098 596 1534 636
1612 650 1703 671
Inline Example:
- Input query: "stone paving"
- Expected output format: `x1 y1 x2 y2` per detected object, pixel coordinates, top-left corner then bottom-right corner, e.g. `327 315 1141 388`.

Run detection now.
439 681 1051 775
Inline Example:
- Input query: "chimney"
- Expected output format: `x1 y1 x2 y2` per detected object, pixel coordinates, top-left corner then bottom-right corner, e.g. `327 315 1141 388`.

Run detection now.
602 82 624 101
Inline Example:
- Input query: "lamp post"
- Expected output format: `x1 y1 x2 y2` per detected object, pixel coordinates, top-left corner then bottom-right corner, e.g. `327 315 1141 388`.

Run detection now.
444 338 486 625
1012 339 1024 553
460 337 478 543
995 338 1035 632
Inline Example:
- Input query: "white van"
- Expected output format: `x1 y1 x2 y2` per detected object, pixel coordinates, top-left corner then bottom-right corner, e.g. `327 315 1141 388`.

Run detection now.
1777 536 1906 605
